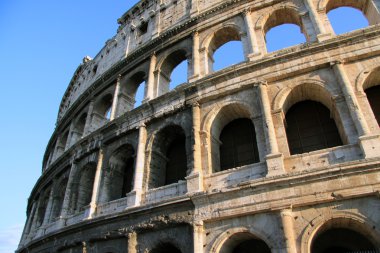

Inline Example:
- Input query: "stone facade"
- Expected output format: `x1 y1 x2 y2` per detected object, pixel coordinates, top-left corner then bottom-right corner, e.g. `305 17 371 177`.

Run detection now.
18 0 380 252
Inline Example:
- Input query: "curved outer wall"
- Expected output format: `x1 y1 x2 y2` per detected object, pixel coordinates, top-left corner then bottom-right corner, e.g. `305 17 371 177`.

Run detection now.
18 0 380 252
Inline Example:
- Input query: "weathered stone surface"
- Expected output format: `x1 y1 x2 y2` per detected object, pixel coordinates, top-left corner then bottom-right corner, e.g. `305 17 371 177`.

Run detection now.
18 0 380 252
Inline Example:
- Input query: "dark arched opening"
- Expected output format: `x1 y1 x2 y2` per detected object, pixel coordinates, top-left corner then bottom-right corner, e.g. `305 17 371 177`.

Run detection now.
219 118 259 171
151 242 182 253
106 145 135 201
75 162 97 211
311 228 377 253
220 232 271 253
149 125 187 188
285 100 343 155
51 178 68 219
365 86 380 126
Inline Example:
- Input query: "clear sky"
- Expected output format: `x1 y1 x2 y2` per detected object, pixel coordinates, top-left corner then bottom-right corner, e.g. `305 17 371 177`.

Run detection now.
0 2 368 252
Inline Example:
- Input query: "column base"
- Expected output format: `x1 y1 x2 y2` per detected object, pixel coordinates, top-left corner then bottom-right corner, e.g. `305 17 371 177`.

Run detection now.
317 32 332 42
188 74 200 83
359 134 380 159
186 172 204 193
266 153 285 177
248 52 262 61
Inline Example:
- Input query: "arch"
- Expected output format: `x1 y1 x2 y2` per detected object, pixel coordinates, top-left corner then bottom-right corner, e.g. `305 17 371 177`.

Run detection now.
147 124 188 189
208 102 259 172
70 112 87 146
151 242 182 253
93 93 114 125
35 187 51 227
285 100 343 155
301 213 380 253
219 118 260 171
119 71 147 112
50 176 68 220
203 24 245 73
322 0 380 27
102 144 136 202
156 48 189 96
211 228 272 253
261 6 307 52
75 162 97 211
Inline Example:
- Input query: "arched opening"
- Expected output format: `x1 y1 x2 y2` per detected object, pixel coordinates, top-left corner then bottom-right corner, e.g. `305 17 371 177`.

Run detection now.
75 162 97 211
158 50 189 95
208 27 245 72
365 86 380 125
327 7 369 35
105 145 135 202
311 226 377 253
149 125 188 188
35 188 51 227
120 72 147 113
285 100 343 155
51 177 68 220
264 9 307 52
93 94 113 127
219 232 271 253
70 113 87 145
219 118 259 171
170 60 188 90
151 242 182 253
210 103 260 172
266 24 307 52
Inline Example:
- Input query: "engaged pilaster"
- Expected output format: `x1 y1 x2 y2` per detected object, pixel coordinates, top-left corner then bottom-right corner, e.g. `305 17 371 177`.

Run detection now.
186 102 204 193
280 209 298 253
87 149 105 219
243 9 261 60
133 123 147 205
331 61 380 158
257 82 285 176
110 74 122 121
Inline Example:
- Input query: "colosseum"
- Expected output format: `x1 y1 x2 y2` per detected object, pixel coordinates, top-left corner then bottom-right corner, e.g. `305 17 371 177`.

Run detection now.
17 0 380 252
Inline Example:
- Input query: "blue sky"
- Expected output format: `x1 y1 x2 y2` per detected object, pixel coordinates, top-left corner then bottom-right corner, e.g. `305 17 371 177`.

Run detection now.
0 2 368 252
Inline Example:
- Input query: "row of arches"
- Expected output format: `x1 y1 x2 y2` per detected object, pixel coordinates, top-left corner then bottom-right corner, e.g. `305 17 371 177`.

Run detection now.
52 0 379 163
31 80 380 233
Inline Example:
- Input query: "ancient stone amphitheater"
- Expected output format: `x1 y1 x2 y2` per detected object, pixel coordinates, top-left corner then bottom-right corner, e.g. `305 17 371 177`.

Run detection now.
17 0 380 252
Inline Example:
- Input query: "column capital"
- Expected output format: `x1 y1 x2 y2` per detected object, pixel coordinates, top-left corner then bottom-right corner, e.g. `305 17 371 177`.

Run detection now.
330 60 344 66
192 101 200 108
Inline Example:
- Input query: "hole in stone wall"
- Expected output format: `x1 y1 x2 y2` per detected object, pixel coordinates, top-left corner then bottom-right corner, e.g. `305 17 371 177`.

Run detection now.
285 100 343 155
328 7 368 35
170 60 188 90
265 24 306 52
311 228 377 253
219 118 259 171
365 85 380 126
213 41 244 72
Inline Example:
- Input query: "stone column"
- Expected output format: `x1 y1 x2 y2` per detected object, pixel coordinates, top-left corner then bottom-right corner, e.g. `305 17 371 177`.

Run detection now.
145 54 157 102
133 123 147 205
186 103 204 193
280 209 298 253
257 82 285 176
128 232 138 253
243 9 261 60
83 100 95 136
331 61 370 137
304 0 331 41
59 161 79 220
331 61 380 158
189 31 200 81
110 75 122 121
87 149 105 219
65 122 76 149
41 186 55 227
193 221 205 253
